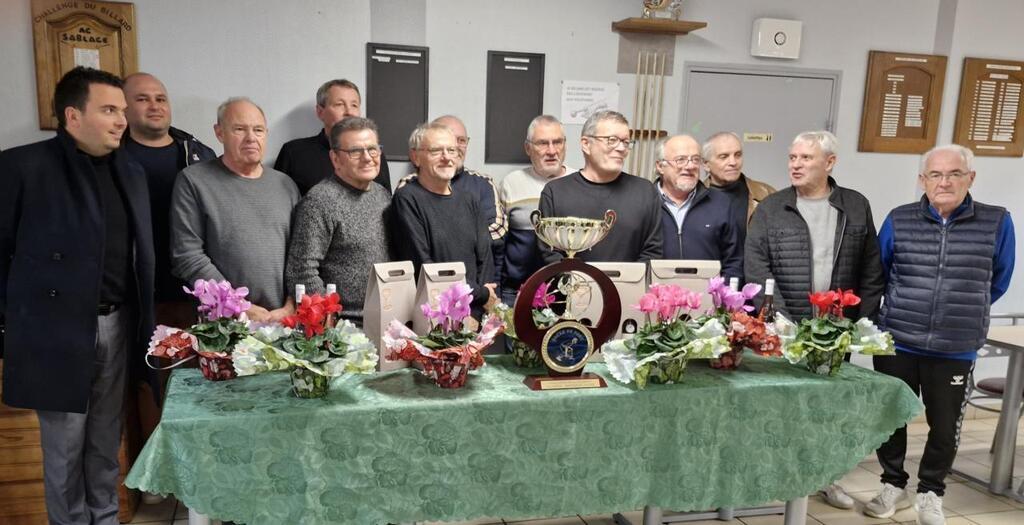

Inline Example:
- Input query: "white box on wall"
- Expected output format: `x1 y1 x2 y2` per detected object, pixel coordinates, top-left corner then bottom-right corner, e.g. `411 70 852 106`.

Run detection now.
751 18 802 60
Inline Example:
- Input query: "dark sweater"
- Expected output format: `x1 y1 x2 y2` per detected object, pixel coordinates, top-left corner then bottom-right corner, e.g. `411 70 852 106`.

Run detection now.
538 171 663 263
274 130 392 195
710 174 751 238
88 153 133 305
390 178 494 306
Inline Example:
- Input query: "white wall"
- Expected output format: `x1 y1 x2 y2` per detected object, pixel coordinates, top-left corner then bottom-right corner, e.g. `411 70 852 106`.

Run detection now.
3 0 1023 375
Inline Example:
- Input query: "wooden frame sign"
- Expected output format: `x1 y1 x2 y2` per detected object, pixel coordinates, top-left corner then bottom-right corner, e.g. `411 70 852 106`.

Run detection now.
953 57 1024 157
31 0 138 130
858 50 947 154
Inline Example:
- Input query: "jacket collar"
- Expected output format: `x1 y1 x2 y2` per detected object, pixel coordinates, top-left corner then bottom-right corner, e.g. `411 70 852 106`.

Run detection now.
656 177 708 208
782 176 845 212
918 193 974 223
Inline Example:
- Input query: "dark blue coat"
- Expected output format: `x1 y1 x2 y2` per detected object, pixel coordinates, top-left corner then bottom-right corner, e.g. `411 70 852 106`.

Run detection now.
658 181 744 279
1 130 156 413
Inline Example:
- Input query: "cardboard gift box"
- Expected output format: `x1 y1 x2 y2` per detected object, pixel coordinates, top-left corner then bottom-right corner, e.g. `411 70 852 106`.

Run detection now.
648 259 722 313
363 261 417 371
572 262 647 362
411 262 467 335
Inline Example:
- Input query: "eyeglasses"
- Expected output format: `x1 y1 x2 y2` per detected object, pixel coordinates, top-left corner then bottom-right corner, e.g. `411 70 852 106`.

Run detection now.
922 170 970 182
659 155 703 167
334 145 382 160
586 135 633 149
418 146 460 158
528 138 566 149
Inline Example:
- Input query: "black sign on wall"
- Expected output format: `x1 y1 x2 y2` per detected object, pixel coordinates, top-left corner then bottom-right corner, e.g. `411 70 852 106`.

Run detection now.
485 50 545 164
366 42 429 162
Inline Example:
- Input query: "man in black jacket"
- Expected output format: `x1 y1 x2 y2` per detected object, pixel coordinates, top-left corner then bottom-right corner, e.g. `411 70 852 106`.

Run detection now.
275 79 392 194
122 72 216 328
655 134 743 279
744 131 884 509
0 67 156 525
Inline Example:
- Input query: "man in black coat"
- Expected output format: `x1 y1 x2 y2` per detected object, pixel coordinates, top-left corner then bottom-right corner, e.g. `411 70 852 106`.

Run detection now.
0 67 155 525
655 134 743 279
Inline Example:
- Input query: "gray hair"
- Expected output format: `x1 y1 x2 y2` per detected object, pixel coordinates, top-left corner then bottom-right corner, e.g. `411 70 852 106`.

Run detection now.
408 122 454 150
525 115 564 142
329 116 379 150
920 144 974 173
792 130 838 157
581 110 629 138
702 131 742 160
216 96 266 126
316 79 361 108
655 134 700 161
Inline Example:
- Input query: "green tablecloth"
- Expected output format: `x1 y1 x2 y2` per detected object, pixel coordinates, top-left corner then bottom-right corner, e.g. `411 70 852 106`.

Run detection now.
126 355 921 524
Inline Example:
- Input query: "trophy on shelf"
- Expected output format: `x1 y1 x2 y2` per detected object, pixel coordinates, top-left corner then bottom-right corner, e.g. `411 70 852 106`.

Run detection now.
514 211 622 390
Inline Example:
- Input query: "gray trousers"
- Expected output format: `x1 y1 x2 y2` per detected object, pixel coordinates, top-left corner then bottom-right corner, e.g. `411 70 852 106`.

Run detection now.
37 308 130 525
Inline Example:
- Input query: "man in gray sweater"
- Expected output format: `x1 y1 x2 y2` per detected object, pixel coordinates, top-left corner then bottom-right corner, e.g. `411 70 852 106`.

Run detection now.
285 117 390 324
170 97 300 322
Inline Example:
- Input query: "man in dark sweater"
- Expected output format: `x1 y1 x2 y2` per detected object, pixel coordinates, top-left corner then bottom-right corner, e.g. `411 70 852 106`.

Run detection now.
655 134 742 278
274 79 392 194
285 117 391 325
122 72 217 329
539 110 662 263
390 122 497 309
702 131 776 228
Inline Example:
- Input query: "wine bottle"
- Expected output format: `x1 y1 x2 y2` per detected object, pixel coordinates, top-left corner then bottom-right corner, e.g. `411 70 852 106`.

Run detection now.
758 278 776 322
728 277 740 291
294 284 306 304
325 283 338 327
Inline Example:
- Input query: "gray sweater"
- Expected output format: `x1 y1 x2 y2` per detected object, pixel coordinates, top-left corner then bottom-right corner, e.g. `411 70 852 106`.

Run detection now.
170 158 300 309
285 175 391 321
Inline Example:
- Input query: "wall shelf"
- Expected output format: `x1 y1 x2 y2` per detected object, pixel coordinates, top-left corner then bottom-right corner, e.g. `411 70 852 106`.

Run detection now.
612 18 707 35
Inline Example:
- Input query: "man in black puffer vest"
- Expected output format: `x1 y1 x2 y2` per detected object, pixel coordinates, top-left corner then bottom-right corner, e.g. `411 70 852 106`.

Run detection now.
863 145 1015 525
745 130 885 509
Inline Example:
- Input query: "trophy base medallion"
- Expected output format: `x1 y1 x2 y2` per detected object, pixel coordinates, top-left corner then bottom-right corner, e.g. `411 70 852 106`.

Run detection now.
523 373 607 391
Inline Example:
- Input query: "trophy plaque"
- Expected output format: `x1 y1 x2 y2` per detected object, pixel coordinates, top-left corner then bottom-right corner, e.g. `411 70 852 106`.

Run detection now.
515 211 622 390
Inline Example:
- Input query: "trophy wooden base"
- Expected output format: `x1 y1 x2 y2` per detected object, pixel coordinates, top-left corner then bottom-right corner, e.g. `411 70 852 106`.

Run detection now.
523 373 607 391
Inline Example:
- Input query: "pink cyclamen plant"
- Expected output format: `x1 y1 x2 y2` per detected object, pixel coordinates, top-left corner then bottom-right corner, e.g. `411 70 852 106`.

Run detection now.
421 282 474 333
184 279 252 321
532 280 556 309
635 283 703 322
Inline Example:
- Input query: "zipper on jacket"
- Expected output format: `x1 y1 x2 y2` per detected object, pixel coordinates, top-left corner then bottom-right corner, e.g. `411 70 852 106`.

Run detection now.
926 225 949 349
183 141 191 166
677 225 683 257
830 212 847 285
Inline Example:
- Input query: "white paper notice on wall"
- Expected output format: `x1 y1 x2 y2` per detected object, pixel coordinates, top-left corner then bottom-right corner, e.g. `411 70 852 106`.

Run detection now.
561 81 619 125
73 48 100 69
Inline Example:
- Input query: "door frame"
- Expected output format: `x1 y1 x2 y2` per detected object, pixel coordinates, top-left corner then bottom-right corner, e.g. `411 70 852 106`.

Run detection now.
680 62 844 134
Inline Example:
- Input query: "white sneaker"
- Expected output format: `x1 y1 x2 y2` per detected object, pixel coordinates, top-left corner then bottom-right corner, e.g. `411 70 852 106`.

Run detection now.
863 483 911 518
819 482 855 509
914 491 945 525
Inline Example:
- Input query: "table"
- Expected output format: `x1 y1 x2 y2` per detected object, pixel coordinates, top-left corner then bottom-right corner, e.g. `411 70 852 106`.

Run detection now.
978 326 1024 499
125 355 921 524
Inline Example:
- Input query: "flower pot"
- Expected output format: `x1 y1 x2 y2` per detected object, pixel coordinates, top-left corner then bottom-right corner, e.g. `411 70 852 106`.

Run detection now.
806 350 845 376
291 368 330 398
421 355 471 388
510 338 542 368
197 353 236 381
709 343 744 370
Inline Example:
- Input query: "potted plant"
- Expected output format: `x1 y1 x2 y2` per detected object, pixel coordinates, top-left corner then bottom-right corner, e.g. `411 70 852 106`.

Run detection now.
775 289 894 376
231 292 378 398
384 282 503 388
702 277 773 369
601 284 730 389
492 280 560 368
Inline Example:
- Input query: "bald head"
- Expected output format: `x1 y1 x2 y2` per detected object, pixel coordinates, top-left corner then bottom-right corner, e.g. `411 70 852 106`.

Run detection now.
432 115 469 169
123 72 172 143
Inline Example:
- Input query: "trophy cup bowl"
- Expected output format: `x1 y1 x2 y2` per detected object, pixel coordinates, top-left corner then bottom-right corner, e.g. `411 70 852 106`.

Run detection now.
531 210 617 259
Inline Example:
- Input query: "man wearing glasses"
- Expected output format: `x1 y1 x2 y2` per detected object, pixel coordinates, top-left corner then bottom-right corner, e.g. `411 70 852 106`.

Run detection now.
498 115 575 306
398 115 506 284
538 110 662 263
655 134 743 279
863 145 1015 525
391 122 497 312
285 117 391 326
170 97 300 323
275 79 392 195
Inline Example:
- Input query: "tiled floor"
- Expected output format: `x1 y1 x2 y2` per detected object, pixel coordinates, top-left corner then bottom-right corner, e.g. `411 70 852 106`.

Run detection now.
128 407 1024 525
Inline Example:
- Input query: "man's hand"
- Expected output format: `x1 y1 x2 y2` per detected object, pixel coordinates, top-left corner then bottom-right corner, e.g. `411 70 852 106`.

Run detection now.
268 304 294 322
484 283 499 311
246 304 272 322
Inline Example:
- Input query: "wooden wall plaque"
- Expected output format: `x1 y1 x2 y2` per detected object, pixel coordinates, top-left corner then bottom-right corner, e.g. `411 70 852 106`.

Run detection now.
953 57 1024 157
858 50 947 154
31 0 138 130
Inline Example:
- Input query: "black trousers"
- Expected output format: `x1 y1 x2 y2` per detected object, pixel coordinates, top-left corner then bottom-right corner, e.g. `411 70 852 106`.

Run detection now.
873 352 974 496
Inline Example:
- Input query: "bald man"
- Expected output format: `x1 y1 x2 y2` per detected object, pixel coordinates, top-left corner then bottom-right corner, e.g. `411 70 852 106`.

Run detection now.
122 72 216 327
655 134 743 279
